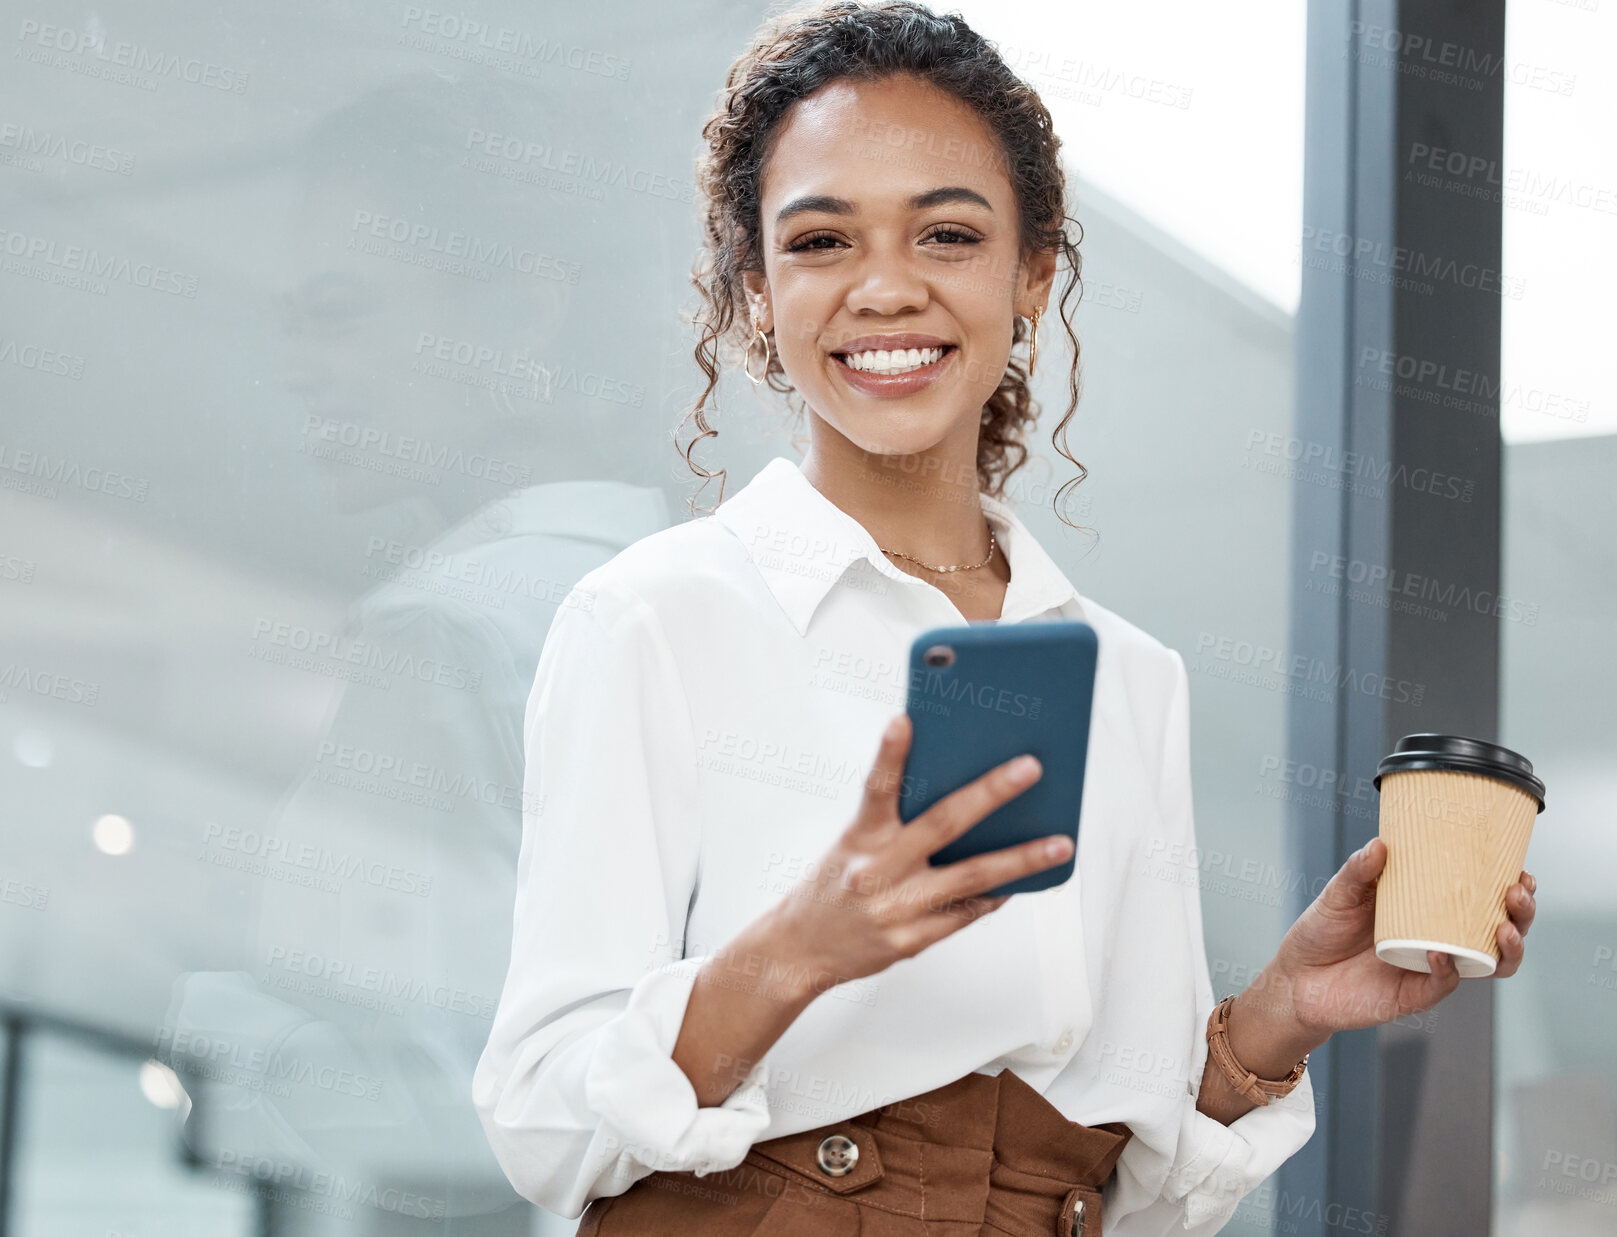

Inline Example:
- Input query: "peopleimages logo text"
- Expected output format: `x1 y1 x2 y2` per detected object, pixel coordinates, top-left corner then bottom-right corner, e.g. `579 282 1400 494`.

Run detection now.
348 210 580 283
1194 632 1426 706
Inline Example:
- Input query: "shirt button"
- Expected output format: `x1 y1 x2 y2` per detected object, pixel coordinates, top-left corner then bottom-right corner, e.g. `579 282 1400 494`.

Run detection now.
1054 1030 1074 1054
816 1133 859 1176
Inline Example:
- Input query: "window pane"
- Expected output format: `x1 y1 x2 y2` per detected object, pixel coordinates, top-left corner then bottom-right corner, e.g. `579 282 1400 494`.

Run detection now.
10 1030 253 1236
0 6 756 1233
1495 4 1617 1233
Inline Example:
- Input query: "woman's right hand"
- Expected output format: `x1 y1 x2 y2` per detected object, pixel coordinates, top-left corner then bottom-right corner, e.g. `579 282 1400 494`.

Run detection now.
767 711 1073 991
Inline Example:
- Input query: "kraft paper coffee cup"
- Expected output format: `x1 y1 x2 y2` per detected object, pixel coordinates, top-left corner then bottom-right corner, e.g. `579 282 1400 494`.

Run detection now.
1373 734 1546 979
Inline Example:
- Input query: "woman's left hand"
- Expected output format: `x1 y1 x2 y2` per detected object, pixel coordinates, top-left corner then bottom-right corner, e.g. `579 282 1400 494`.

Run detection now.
1261 836 1537 1037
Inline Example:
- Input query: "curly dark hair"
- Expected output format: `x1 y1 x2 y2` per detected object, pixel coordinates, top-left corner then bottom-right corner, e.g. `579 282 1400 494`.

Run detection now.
678 0 1087 523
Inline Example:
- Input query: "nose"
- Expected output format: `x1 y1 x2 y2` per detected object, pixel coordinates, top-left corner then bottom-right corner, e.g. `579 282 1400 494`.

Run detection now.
844 244 930 318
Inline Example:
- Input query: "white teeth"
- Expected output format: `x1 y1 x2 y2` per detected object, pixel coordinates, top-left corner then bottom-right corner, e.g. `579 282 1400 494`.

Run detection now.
840 346 945 375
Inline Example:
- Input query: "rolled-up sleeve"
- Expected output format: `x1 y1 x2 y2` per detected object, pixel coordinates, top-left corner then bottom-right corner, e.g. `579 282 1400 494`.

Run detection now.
472 577 772 1218
1152 650 1317 1233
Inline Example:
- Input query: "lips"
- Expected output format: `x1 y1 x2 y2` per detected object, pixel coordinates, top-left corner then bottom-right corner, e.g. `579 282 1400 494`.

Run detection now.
829 343 956 398
831 335 957 380
838 345 952 375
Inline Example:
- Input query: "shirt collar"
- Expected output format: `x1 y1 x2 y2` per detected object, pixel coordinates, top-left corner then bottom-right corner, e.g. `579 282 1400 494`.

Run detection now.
712 455 1082 636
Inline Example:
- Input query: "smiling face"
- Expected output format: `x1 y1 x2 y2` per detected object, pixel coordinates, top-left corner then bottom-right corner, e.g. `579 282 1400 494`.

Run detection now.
743 73 1055 461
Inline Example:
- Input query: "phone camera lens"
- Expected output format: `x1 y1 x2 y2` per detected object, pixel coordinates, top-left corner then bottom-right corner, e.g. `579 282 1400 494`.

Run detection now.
922 644 955 668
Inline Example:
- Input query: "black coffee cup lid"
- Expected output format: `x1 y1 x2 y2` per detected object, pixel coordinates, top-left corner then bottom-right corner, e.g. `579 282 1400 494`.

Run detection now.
1374 733 1545 812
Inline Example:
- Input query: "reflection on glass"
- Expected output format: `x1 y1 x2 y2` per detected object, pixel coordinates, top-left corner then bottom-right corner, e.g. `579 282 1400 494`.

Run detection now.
1493 436 1617 1236
159 72 668 1233
1493 3 1617 1232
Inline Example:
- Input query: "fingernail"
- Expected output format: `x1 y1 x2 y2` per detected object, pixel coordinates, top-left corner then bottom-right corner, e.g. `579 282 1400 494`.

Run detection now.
1012 755 1041 781
1045 836 1072 859
884 715 905 741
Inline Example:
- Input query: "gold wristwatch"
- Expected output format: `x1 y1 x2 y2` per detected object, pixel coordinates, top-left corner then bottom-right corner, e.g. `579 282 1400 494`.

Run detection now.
1205 995 1309 1106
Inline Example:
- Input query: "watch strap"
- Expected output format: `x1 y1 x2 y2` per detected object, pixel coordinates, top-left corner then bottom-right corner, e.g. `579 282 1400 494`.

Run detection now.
1205 994 1309 1106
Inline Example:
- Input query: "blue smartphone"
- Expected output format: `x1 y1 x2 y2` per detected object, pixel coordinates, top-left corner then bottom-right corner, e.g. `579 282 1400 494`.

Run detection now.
897 620 1098 898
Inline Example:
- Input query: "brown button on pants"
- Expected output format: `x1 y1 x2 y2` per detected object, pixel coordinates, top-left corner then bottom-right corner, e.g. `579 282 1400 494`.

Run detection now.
576 1067 1133 1236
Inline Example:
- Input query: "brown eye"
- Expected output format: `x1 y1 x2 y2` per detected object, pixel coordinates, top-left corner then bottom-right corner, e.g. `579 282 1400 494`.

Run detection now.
786 231 843 253
921 226 982 245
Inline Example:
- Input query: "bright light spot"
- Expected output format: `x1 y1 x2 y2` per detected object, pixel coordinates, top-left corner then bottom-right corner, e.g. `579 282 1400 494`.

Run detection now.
93 814 135 855
948 0 1306 312
13 730 53 768
1502 2 1617 442
139 1059 189 1111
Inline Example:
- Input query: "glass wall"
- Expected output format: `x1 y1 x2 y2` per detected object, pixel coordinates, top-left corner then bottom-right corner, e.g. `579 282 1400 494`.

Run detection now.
1 4 767 1233
7 1027 254 1235
1494 1 1617 1233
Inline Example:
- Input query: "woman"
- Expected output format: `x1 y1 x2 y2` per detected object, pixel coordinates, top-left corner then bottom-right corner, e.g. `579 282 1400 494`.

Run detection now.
473 3 1539 1234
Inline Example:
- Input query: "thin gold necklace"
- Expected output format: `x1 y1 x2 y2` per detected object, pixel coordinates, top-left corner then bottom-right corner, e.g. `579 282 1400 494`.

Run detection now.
879 524 997 573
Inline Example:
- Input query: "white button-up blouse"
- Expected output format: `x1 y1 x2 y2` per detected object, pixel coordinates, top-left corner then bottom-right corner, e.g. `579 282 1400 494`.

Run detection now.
473 455 1315 1233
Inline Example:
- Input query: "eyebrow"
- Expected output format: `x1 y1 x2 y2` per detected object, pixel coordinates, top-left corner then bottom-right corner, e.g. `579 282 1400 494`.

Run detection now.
774 185 993 225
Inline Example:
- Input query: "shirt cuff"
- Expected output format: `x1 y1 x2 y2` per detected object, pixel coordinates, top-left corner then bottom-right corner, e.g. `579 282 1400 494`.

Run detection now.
584 956 774 1187
1159 1067 1317 1230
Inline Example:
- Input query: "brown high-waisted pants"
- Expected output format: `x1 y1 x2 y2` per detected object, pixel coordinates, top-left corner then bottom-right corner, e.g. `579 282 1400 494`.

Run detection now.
576 1068 1133 1236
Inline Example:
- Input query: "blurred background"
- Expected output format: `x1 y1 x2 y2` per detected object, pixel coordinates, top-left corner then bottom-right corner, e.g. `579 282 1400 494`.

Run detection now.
0 1 1609 1235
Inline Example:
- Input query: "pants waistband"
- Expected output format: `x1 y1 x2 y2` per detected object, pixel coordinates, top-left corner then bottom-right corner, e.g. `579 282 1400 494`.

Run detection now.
741 1067 1132 1234
839 1067 1133 1186
582 1068 1133 1237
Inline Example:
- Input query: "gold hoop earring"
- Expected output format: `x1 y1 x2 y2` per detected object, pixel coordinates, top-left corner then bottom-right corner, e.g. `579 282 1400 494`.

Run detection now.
744 327 771 386
1028 306 1043 377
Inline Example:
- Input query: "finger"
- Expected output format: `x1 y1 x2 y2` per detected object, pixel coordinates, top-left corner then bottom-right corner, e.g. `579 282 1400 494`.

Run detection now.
902 753 1043 862
1313 836 1387 914
890 893 1006 956
1425 950 1462 1000
1522 870 1537 896
854 713 912 828
1495 916 1525 978
920 833 1072 905
941 894 1011 919
1505 881 1536 938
